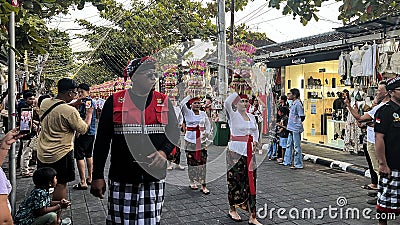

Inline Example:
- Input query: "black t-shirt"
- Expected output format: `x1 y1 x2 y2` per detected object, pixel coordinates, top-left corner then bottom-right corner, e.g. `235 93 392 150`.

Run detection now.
333 98 345 111
374 100 400 170
279 116 289 138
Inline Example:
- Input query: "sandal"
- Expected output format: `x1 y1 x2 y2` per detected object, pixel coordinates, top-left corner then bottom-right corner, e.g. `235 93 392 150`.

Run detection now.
290 166 303 170
86 178 92 185
72 183 88 190
228 211 242 222
200 188 210 195
189 184 198 190
361 184 377 190
21 172 33 178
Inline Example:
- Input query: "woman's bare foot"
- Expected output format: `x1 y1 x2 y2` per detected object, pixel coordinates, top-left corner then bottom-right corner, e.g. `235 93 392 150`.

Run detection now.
249 217 262 225
228 210 242 221
200 186 210 195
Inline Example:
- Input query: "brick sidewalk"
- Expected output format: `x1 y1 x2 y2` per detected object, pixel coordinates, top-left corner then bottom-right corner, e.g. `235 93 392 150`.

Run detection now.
10 143 399 224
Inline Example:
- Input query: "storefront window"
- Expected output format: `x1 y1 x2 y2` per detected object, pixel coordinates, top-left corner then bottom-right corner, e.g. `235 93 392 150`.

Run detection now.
284 60 351 149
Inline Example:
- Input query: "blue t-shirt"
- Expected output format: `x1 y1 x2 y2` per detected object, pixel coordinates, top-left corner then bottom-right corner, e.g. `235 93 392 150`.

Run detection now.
287 99 304 133
14 188 51 225
79 98 96 135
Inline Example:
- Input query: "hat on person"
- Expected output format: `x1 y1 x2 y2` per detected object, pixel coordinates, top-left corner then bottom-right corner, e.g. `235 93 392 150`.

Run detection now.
57 78 78 93
233 94 249 105
123 56 156 78
239 94 249 100
188 97 201 105
386 76 400 90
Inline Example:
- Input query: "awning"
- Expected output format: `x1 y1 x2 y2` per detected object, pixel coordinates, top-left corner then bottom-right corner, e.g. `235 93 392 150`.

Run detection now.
266 48 348 68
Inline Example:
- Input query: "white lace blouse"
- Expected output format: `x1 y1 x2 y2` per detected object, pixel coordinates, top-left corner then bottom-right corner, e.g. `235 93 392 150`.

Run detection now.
224 92 259 156
180 96 211 144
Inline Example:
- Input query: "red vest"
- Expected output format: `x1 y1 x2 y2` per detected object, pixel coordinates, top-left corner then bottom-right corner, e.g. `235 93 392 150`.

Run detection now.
113 90 169 134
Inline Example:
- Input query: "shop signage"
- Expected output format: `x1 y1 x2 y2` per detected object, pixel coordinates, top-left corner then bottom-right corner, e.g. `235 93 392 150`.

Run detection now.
266 49 344 68
291 58 306 64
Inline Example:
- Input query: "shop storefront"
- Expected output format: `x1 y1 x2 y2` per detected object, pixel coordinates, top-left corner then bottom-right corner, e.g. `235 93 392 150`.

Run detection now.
265 48 351 148
259 31 400 150
283 59 350 149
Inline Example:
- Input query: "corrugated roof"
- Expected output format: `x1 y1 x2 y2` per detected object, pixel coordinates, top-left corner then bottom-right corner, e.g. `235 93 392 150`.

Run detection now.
256 13 400 56
257 31 346 55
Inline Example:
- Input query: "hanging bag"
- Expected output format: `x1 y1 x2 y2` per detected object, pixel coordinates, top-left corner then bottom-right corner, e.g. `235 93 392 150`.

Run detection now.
40 101 65 122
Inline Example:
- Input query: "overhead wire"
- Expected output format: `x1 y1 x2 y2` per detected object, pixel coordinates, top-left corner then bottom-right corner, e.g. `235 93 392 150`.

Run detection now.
236 2 268 23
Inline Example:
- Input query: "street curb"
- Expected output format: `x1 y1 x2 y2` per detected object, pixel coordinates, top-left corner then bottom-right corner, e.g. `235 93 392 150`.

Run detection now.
303 153 370 178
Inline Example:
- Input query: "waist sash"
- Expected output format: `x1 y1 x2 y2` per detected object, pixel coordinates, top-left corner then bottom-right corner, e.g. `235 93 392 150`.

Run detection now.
187 126 205 160
230 135 255 195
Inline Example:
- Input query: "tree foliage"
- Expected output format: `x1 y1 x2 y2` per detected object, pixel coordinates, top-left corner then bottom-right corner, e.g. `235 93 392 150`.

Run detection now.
41 29 74 80
227 23 270 44
0 0 105 58
268 0 400 25
75 0 217 79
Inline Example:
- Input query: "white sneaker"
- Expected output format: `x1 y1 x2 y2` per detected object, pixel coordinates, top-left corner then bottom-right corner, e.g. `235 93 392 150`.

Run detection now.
49 188 54 194
167 164 174 170
61 218 71 225
258 150 263 155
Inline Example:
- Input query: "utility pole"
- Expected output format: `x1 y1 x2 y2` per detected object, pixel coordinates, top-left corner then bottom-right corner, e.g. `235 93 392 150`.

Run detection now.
8 9 17 215
217 0 228 121
230 0 234 45
228 0 234 96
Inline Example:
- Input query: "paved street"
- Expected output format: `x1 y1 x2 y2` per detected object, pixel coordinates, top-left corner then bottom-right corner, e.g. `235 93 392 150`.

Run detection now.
10 141 400 225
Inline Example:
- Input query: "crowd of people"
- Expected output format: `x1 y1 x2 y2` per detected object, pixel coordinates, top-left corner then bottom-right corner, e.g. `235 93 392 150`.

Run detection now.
0 55 399 225
341 77 400 225
0 78 106 225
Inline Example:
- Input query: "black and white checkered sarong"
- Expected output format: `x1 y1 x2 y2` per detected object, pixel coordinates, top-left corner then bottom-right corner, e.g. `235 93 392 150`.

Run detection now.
107 180 165 225
377 170 400 213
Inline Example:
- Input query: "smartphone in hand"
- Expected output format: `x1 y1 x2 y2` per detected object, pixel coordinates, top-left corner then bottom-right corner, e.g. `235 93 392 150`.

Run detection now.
84 98 92 109
19 108 33 134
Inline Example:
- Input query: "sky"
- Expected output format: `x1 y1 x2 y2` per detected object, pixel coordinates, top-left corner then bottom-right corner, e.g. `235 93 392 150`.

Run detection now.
47 0 343 52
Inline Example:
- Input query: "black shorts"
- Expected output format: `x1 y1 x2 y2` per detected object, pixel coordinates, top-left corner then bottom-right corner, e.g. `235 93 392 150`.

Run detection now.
74 135 95 160
37 151 75 184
